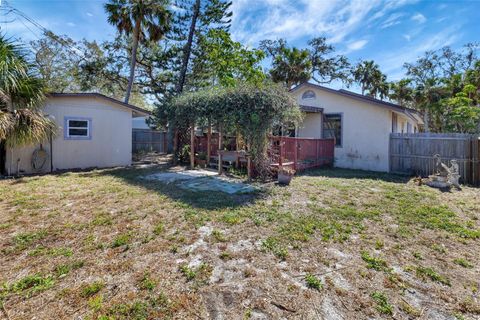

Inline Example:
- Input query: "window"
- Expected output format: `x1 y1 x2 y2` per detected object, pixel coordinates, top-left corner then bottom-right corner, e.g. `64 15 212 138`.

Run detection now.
302 90 316 100
323 113 342 147
64 117 91 140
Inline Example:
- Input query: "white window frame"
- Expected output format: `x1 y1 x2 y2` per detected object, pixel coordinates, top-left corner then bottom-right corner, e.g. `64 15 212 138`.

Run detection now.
64 117 92 140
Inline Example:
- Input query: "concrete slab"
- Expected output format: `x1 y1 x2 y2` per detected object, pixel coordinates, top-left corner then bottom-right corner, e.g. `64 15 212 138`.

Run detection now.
179 176 257 194
143 170 257 194
143 169 218 184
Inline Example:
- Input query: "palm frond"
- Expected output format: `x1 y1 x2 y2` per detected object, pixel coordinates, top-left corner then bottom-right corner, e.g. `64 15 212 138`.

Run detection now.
4 109 57 147
0 110 14 141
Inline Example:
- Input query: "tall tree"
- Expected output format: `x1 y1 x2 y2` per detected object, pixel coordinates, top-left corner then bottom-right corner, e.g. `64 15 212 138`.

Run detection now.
369 69 389 100
352 60 381 95
269 47 311 89
0 36 56 153
176 0 200 94
194 29 265 87
389 79 414 107
177 0 233 91
260 37 350 87
104 0 170 103
404 51 442 132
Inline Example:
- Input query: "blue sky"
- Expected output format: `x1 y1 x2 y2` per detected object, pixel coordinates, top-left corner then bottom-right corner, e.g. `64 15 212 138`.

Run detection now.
1 0 479 86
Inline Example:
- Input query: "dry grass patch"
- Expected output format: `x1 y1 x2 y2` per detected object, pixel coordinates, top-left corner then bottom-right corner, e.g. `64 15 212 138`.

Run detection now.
0 166 479 319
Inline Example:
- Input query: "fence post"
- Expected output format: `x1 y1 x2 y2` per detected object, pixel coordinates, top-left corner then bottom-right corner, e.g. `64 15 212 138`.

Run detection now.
190 124 195 169
207 122 211 165
279 137 283 168
218 124 223 175
293 139 298 171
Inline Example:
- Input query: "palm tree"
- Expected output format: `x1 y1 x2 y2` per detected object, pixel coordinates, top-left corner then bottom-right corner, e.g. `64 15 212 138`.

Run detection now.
0 36 56 173
369 69 389 100
352 60 378 95
104 0 170 103
270 47 312 89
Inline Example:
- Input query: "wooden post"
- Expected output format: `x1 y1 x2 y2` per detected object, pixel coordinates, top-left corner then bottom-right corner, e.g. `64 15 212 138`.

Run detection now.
279 137 283 168
247 143 252 181
207 120 212 166
218 124 223 174
173 128 179 165
190 123 195 169
235 130 240 168
293 138 298 171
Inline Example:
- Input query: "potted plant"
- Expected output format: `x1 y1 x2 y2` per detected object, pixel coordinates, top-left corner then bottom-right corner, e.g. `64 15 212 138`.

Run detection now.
278 166 295 185
196 152 207 168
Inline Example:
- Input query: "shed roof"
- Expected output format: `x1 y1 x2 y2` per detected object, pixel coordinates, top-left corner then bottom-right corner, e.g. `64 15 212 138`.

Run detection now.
48 92 151 117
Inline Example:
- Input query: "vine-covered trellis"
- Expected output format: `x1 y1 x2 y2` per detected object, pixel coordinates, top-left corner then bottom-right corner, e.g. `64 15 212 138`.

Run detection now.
156 82 303 179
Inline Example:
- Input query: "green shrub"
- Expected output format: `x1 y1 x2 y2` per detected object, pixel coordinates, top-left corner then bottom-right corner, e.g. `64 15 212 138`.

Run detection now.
371 291 393 315
81 281 105 297
305 274 322 291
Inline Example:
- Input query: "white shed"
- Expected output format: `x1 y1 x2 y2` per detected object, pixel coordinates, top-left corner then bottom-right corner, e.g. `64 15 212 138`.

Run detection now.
3 93 150 175
291 83 423 172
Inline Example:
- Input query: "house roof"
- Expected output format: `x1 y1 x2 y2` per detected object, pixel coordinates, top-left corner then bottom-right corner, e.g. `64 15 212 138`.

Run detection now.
291 82 422 123
48 92 152 117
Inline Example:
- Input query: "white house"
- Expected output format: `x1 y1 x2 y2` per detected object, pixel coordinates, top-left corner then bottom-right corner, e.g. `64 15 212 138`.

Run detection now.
3 93 150 175
291 82 423 172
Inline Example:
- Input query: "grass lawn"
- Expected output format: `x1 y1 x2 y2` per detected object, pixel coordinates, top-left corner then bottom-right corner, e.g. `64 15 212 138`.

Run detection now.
0 164 479 319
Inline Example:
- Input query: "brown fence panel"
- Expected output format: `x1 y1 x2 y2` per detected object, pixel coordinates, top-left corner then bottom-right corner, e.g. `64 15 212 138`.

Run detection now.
389 133 480 185
132 129 167 153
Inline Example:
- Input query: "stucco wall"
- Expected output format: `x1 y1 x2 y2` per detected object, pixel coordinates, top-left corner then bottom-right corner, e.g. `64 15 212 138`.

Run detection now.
6 96 132 175
393 112 418 133
294 86 396 172
297 112 322 138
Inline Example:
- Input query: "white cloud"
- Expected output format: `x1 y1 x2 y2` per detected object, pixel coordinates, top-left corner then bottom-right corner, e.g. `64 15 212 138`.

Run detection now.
232 0 387 45
403 34 411 41
347 39 368 51
378 25 461 80
231 0 422 47
411 13 426 23
67 22 76 27
380 12 404 29
86 12 94 17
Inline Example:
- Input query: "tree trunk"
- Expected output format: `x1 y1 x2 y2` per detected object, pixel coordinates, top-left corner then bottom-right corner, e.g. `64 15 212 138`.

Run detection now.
423 109 430 133
190 123 195 169
125 18 142 104
176 0 200 94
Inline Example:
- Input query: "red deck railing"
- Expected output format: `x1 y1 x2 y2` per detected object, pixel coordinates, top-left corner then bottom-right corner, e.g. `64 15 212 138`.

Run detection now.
268 136 335 171
195 134 334 171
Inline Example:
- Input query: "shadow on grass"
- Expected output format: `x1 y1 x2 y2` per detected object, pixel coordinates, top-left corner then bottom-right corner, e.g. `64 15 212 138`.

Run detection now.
83 164 266 210
300 166 412 184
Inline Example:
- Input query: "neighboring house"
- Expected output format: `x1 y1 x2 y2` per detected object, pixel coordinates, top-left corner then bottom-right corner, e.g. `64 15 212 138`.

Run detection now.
291 82 423 172
3 93 150 175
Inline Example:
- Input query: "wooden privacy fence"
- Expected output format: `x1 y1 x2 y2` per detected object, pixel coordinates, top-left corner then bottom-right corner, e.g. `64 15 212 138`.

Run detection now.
269 136 335 171
390 133 480 185
132 129 167 154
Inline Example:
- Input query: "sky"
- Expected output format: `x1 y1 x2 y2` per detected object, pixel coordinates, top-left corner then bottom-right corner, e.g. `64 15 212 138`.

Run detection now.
1 0 479 88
